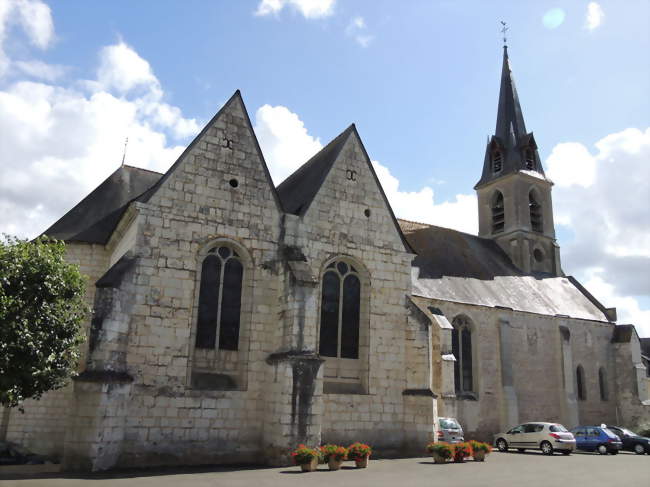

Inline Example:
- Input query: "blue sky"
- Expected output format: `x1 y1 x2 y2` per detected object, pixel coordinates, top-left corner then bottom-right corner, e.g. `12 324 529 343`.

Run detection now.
1 0 649 335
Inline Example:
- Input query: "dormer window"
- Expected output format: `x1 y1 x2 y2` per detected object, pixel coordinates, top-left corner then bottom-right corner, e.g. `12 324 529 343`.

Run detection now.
492 150 503 173
525 148 535 170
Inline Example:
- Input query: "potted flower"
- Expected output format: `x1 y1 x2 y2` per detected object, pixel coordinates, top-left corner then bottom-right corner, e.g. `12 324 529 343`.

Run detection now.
426 441 452 464
320 444 348 471
291 444 321 472
347 442 372 468
469 440 492 462
451 442 472 463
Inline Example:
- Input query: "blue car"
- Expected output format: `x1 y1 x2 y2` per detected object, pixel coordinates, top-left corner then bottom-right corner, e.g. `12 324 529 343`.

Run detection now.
570 426 622 455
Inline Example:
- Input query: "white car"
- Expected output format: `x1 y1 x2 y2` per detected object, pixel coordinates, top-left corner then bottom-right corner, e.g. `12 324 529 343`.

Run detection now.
494 422 576 455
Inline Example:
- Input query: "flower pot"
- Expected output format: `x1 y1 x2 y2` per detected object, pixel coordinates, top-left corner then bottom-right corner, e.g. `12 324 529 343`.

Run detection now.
328 457 343 470
354 454 369 468
473 451 486 462
453 455 465 463
432 452 447 464
300 457 318 472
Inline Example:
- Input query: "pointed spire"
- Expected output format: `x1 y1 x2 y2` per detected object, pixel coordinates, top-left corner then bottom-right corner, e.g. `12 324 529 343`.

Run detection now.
495 46 527 144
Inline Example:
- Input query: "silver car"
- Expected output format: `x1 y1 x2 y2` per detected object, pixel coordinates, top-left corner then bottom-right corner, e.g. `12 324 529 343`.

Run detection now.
438 417 464 444
494 422 576 455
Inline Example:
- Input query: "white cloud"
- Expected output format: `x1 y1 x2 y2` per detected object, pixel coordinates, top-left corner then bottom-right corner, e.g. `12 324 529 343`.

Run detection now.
0 35 199 240
585 2 605 30
97 42 159 94
254 104 322 183
255 0 335 19
13 59 65 81
0 0 55 77
346 15 373 47
546 127 650 336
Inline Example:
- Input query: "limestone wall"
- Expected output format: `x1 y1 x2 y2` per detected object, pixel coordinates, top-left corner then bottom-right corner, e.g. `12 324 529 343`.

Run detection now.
424 297 617 441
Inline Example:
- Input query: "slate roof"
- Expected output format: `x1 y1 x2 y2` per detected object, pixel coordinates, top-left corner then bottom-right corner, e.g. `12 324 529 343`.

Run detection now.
475 47 550 189
399 219 611 322
277 124 354 215
42 165 161 244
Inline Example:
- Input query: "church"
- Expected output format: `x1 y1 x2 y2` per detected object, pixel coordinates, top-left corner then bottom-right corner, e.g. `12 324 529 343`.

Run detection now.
2 46 648 471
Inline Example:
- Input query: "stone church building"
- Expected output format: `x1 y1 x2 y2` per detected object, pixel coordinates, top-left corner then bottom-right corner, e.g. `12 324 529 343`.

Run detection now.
2 47 648 471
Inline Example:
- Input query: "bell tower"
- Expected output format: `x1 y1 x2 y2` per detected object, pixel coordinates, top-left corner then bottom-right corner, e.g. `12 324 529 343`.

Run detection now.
475 46 562 275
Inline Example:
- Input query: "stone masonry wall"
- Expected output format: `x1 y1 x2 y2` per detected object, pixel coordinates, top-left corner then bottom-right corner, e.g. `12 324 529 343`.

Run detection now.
423 298 617 441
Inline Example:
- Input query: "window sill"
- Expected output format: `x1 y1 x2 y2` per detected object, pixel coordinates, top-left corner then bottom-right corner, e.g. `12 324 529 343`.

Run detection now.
455 391 478 401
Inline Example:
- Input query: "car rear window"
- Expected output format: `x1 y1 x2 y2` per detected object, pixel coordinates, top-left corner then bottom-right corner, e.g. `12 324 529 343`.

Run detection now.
603 428 619 439
549 424 568 432
439 419 461 429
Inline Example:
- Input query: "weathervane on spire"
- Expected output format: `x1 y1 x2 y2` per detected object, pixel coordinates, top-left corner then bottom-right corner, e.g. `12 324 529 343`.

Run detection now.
500 21 508 47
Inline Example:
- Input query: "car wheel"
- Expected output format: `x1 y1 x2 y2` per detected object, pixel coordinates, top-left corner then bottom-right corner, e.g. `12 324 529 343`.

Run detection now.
518 448 525 452
540 441 554 455
496 438 509 452
597 444 608 455
633 443 645 455
610 450 618 455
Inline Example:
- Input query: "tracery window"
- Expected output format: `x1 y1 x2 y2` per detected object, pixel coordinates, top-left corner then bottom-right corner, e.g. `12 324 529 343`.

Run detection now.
492 150 503 173
319 260 361 359
576 365 586 401
529 190 543 233
452 315 474 393
491 191 505 234
598 367 608 401
195 245 243 350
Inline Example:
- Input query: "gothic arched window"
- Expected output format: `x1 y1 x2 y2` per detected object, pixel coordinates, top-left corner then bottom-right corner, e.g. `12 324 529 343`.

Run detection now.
525 148 535 170
452 315 474 394
491 191 505 234
319 260 361 359
529 190 543 233
195 245 243 351
599 367 608 401
492 150 503 173
576 365 586 401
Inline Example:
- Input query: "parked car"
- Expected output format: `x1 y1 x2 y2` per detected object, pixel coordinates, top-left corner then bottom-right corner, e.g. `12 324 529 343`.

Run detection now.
570 426 622 454
0 442 52 465
605 426 650 455
437 417 464 444
494 422 576 455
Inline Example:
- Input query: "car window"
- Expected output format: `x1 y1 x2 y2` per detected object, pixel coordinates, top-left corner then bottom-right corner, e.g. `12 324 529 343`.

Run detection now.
573 428 585 436
549 424 568 432
522 424 538 433
603 428 619 439
509 425 524 434
439 419 461 429
587 428 600 437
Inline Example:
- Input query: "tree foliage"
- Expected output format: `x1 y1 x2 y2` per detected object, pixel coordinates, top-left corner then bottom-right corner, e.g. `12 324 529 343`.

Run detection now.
0 236 88 408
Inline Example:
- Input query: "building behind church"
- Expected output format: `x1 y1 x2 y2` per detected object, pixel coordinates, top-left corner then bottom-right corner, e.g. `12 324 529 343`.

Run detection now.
1 47 648 471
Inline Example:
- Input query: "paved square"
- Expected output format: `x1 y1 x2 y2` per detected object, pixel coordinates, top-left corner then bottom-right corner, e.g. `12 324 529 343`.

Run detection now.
0 451 647 487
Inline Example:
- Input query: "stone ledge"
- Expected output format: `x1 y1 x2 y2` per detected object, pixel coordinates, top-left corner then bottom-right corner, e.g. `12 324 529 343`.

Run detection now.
402 388 438 398
74 370 134 384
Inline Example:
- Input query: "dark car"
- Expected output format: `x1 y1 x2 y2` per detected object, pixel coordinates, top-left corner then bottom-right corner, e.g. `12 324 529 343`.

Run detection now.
606 426 650 455
570 426 622 454
0 442 51 465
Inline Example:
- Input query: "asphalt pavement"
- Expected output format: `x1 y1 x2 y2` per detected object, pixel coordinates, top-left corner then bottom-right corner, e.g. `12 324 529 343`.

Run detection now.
0 450 647 487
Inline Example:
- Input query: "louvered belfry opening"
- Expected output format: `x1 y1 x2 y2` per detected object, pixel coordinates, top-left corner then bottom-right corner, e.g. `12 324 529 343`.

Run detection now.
491 191 505 234
529 191 543 233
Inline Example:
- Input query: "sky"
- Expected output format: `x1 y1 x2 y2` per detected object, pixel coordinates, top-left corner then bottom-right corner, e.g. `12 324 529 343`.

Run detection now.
0 0 648 336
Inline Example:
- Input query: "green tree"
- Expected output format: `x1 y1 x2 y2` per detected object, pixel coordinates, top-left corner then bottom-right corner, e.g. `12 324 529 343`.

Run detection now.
0 236 88 408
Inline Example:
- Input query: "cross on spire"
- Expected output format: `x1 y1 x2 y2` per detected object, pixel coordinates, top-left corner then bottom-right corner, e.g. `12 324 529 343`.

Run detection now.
500 21 508 47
